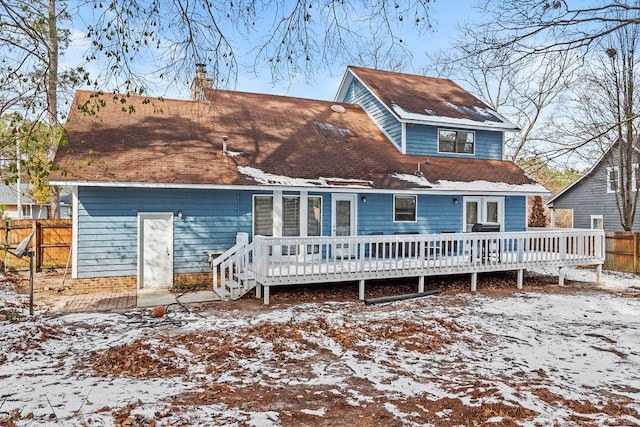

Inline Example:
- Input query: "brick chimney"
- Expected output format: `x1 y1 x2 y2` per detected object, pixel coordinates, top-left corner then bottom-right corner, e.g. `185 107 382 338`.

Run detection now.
190 64 213 101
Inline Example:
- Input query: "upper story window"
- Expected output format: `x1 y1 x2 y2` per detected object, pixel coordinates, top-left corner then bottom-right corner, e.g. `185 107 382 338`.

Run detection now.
394 195 417 222
606 166 619 193
607 164 640 192
438 129 475 154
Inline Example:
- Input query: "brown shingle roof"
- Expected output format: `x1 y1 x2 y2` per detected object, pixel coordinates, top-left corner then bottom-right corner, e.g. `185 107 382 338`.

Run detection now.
346 66 518 130
51 89 541 193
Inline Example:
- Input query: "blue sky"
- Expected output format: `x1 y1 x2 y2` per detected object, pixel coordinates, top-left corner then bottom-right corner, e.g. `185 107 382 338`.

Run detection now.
233 0 478 101
62 0 479 102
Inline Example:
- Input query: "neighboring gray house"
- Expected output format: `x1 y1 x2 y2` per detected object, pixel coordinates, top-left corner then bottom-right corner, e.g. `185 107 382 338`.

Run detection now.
547 143 640 231
0 183 72 219
0 183 49 219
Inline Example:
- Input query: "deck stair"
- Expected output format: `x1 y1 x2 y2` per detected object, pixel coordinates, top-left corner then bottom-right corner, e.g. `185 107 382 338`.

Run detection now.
209 233 256 301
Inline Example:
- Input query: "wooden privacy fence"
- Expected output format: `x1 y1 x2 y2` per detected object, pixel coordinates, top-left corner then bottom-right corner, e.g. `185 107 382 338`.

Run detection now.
604 231 640 273
1 219 72 272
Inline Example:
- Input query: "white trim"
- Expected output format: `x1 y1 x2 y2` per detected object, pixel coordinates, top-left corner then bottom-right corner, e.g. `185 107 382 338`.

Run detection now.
299 191 308 238
401 122 407 154
273 190 283 236
71 187 79 279
590 214 604 229
399 117 518 133
48 180 548 196
393 194 418 223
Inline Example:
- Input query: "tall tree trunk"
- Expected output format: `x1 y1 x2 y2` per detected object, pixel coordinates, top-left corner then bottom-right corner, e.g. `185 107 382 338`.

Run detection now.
47 0 60 219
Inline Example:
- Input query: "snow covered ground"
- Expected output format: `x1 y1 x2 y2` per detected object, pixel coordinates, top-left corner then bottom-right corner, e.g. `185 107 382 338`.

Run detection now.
1 267 639 426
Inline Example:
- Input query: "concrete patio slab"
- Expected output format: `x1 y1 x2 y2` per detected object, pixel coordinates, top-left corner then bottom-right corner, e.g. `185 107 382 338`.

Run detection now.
177 290 221 304
136 288 177 308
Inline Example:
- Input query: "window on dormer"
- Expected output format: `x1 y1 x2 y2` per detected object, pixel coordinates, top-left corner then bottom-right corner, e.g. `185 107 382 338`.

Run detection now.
438 129 475 154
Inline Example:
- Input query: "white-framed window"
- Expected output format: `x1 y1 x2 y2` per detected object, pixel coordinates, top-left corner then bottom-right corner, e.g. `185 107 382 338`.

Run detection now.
393 195 417 222
438 129 475 154
253 193 323 238
634 164 639 191
282 196 301 237
606 166 620 193
22 205 33 219
253 195 274 236
590 215 604 229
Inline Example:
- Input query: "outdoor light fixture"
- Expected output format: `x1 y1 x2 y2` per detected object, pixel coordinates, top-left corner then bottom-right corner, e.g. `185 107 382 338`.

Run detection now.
361 196 367 203
453 198 459 205
177 210 184 220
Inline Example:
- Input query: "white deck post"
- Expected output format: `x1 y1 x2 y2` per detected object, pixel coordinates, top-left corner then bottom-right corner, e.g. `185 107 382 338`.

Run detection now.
470 272 477 292
517 269 523 290
359 279 365 300
418 276 425 293
596 264 602 285
255 283 262 299
558 267 565 287
263 285 270 305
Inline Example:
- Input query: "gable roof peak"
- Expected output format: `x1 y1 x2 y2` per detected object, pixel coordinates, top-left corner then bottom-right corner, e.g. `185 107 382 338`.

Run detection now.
340 66 518 132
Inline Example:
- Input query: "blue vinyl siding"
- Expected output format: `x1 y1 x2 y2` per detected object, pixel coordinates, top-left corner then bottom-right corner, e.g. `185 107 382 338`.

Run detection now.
76 188 527 279
405 125 503 160
77 187 244 278
344 80 402 150
357 194 463 234
357 194 526 234
504 196 526 231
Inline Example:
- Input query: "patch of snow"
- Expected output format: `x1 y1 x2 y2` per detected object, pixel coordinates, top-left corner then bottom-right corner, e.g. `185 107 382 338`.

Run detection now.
237 166 372 188
391 103 517 130
531 265 639 291
225 150 244 157
1 269 640 425
390 173 548 194
300 407 326 416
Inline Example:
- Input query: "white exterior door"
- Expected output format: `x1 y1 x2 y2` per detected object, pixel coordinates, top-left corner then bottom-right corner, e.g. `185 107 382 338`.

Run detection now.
332 194 357 257
463 197 504 232
138 213 173 289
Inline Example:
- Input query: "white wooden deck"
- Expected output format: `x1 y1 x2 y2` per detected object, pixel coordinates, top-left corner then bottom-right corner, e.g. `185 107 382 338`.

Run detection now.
213 230 605 304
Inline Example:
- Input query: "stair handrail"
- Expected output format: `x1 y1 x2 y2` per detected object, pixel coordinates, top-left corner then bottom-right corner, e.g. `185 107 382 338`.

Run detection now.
211 233 250 288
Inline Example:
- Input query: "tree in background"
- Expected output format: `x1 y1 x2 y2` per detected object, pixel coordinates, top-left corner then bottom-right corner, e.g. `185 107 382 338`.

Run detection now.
458 1 640 230
528 196 548 227
1 0 436 217
470 1 640 59
427 38 579 164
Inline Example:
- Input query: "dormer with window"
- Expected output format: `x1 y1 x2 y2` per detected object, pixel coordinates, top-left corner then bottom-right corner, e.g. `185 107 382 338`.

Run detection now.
335 66 518 161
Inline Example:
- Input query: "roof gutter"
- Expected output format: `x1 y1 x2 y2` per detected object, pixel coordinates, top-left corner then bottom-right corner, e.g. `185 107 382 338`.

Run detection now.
49 179 550 196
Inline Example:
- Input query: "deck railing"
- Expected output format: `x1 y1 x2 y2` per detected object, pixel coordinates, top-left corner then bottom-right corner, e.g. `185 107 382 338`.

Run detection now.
252 229 605 288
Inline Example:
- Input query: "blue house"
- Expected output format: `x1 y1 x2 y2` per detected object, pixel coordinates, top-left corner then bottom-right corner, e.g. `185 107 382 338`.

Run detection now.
50 66 581 300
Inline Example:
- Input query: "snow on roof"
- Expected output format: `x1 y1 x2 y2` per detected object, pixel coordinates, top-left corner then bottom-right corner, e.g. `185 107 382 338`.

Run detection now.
391 173 549 194
238 166 373 188
391 104 517 131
